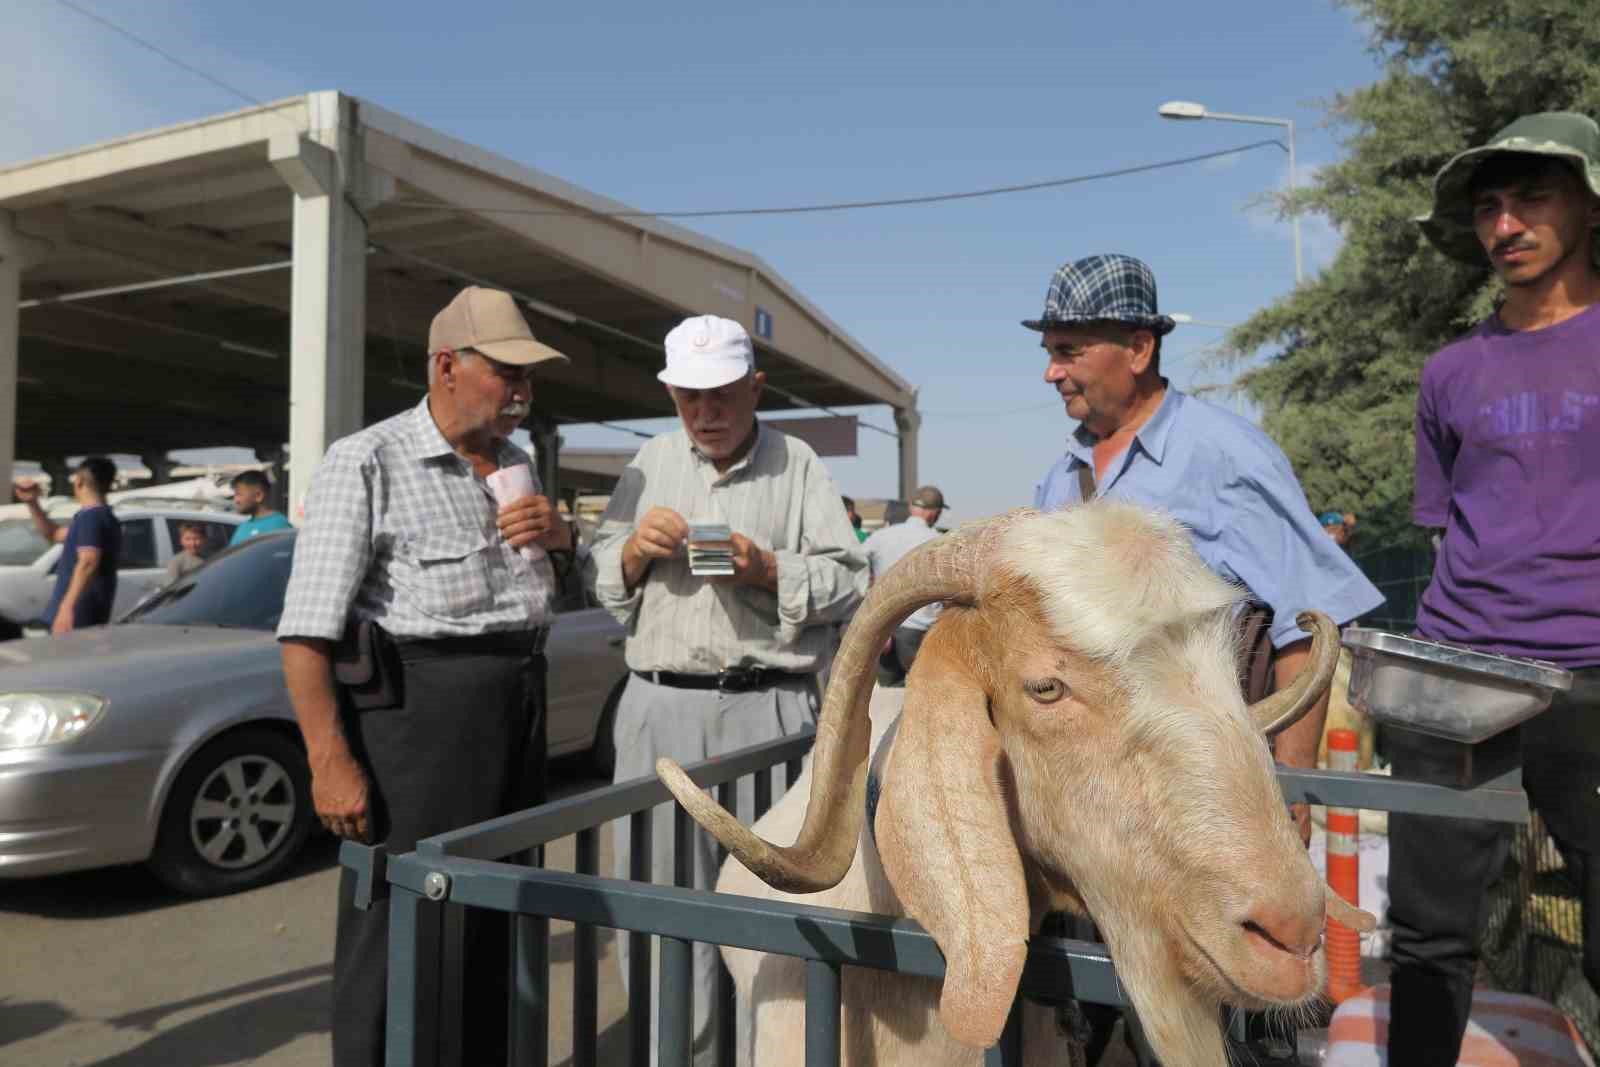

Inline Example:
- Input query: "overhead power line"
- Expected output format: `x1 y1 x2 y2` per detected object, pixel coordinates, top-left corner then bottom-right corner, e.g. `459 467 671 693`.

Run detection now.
55 0 266 110
372 140 1284 221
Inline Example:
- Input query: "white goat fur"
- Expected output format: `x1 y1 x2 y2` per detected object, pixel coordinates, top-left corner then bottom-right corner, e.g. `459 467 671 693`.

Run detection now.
714 504 1329 1066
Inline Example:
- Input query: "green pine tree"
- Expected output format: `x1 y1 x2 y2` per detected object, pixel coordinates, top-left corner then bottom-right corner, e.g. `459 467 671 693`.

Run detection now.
1227 0 1600 549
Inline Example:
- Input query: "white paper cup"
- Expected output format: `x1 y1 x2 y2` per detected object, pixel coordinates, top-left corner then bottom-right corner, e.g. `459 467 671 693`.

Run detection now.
486 465 544 564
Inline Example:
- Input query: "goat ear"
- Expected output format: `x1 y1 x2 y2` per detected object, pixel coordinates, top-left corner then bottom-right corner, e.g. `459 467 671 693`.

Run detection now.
875 617 1028 1050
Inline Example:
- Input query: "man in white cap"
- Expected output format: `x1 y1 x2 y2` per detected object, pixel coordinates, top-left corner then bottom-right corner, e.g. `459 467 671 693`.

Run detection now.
588 313 868 1058
278 286 573 1067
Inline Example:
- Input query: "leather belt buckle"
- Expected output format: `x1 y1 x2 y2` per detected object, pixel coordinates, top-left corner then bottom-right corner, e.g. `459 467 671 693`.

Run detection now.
717 668 760 693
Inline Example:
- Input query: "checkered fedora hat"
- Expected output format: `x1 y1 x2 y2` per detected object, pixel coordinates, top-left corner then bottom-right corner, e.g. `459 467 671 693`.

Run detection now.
1021 253 1177 335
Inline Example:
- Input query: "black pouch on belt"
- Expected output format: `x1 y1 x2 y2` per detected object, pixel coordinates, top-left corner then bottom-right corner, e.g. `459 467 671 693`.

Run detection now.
333 618 402 711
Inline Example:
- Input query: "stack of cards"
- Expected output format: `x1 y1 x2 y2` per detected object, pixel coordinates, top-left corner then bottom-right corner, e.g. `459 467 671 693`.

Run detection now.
687 523 735 576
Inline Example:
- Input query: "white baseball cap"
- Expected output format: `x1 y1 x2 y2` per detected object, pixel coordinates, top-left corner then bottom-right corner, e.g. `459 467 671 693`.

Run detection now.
658 315 754 390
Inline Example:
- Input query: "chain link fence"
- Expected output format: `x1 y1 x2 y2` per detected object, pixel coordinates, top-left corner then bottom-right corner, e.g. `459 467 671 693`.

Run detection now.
1350 543 1597 1055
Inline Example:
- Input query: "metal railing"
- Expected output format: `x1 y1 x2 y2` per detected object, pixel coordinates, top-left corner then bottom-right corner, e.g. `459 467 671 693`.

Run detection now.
343 729 1533 1067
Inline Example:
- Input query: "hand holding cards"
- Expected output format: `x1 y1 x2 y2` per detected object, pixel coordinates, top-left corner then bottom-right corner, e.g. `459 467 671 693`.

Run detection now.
687 523 735 577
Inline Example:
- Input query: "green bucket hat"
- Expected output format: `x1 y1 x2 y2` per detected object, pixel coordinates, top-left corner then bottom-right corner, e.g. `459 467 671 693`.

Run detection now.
1415 110 1600 267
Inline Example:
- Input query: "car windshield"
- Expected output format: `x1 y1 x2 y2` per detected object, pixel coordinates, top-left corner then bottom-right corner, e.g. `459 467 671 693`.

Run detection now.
0 518 50 566
121 532 296 631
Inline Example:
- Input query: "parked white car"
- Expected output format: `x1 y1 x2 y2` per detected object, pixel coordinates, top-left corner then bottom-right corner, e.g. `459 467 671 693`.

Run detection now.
0 503 243 638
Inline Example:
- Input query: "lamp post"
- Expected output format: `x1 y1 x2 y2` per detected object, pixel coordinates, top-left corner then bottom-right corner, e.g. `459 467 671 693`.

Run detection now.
1168 312 1238 330
1159 100 1302 285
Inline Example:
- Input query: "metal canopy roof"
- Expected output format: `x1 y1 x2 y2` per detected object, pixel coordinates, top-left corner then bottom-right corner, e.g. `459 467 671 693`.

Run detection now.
0 92 915 465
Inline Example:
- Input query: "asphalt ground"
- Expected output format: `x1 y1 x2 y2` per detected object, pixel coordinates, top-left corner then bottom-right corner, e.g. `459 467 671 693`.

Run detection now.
1 757 1141 1067
0 759 627 1067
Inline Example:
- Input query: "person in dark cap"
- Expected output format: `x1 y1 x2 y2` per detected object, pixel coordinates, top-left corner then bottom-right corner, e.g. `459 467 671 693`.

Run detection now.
1391 111 1600 1067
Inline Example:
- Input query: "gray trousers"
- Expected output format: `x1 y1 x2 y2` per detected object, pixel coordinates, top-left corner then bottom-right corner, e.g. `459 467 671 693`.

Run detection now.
612 672 818 1063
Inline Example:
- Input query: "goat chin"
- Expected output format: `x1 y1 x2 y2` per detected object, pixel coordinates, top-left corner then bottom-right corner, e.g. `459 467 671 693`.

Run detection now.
715 687 1318 1067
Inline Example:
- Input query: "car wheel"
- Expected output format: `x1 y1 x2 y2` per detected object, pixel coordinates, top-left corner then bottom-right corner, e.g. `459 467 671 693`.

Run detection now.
148 728 314 897
588 676 627 778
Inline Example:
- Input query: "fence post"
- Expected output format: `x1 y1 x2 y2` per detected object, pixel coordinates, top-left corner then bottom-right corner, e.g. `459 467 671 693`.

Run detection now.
387 885 444 1067
805 960 842 1067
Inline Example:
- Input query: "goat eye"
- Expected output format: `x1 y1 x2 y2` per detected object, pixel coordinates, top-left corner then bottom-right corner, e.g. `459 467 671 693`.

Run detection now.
1023 678 1066 704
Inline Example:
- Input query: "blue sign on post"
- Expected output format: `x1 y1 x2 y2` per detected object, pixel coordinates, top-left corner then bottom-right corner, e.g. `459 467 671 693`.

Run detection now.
753 306 773 340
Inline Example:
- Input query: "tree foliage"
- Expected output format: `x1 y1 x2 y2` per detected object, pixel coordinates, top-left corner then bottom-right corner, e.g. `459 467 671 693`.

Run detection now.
1228 0 1600 548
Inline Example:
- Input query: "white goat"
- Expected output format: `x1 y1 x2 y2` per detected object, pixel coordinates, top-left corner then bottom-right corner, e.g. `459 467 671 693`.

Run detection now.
659 503 1374 1066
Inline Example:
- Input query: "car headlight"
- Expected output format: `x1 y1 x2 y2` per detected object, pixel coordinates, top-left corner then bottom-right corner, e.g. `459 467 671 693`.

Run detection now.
0 692 108 749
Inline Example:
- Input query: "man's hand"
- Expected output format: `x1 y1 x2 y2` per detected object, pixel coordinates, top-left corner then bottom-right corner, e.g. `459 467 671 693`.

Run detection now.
714 531 778 591
629 507 689 561
311 749 373 842
621 507 688 590
497 494 571 552
14 481 41 504
50 610 74 636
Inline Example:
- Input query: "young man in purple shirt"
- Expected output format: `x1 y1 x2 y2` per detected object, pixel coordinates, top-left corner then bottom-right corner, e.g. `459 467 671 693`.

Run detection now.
1393 111 1600 1065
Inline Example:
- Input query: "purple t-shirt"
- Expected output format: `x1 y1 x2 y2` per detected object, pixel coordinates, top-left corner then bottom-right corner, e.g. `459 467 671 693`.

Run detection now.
1413 302 1600 667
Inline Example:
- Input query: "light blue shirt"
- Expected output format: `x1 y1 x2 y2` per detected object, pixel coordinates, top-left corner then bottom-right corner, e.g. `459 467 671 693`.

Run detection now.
1034 386 1383 649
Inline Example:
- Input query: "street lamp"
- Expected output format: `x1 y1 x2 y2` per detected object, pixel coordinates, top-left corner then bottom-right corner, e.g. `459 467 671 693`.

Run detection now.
1158 100 1302 285
1168 312 1238 330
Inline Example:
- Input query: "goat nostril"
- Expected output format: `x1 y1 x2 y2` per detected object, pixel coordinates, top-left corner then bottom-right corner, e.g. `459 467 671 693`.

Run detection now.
1242 907 1321 960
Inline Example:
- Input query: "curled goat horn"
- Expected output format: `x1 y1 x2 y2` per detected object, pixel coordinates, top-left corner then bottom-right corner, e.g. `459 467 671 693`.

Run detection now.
1248 610 1340 737
656 509 1035 893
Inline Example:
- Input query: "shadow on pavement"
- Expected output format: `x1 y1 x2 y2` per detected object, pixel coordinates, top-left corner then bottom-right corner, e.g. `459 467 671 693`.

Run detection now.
555 1015 630 1067
0 834 343 920
88 966 332 1067
0 997 76 1048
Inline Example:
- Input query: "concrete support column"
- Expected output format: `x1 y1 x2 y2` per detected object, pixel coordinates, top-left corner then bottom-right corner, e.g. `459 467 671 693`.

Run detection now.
894 402 921 502
0 213 52 502
254 444 289 515
528 418 562 507
140 452 178 487
270 94 383 521
41 457 70 499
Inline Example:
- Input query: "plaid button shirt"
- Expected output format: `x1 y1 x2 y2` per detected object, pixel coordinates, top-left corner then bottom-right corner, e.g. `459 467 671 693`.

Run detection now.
276 398 555 642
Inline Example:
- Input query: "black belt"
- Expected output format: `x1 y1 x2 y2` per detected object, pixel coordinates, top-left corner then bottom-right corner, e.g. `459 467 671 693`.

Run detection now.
634 668 811 693
395 627 549 658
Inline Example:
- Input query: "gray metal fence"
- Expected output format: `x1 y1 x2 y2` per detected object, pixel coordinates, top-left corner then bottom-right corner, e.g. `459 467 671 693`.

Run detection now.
342 729 1535 1067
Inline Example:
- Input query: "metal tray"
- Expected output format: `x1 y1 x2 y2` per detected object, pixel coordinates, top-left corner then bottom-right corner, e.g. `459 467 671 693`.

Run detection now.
1342 628 1573 744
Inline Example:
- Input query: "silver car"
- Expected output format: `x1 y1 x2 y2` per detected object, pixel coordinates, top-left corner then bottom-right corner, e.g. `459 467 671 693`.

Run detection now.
0 531 627 896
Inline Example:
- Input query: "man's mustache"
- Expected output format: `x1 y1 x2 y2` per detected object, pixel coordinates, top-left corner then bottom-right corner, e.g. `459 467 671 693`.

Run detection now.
1493 238 1536 256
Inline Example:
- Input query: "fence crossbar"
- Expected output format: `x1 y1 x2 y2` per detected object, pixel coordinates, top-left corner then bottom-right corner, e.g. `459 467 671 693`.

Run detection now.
385 851 1130 1006
417 732 816 859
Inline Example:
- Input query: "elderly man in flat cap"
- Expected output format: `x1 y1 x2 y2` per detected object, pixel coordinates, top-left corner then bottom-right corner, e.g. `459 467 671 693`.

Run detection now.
1026 253 1382 1060
588 313 867 1061
278 286 574 1067
1391 111 1600 1066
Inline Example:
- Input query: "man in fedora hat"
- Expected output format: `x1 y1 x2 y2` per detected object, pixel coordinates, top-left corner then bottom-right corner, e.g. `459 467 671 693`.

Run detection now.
1025 253 1384 1062
864 484 947 686
1028 253 1381 790
1391 111 1600 1065
278 285 574 1066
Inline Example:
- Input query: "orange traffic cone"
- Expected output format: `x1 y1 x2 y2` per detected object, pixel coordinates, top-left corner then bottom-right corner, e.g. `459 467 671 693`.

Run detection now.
1324 727 1365 1005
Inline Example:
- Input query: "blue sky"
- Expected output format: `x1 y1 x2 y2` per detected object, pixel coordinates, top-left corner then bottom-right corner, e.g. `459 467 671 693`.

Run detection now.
6 0 1380 517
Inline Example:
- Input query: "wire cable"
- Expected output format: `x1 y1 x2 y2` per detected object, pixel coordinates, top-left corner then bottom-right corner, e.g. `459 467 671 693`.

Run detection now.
370 140 1284 221
54 0 267 111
